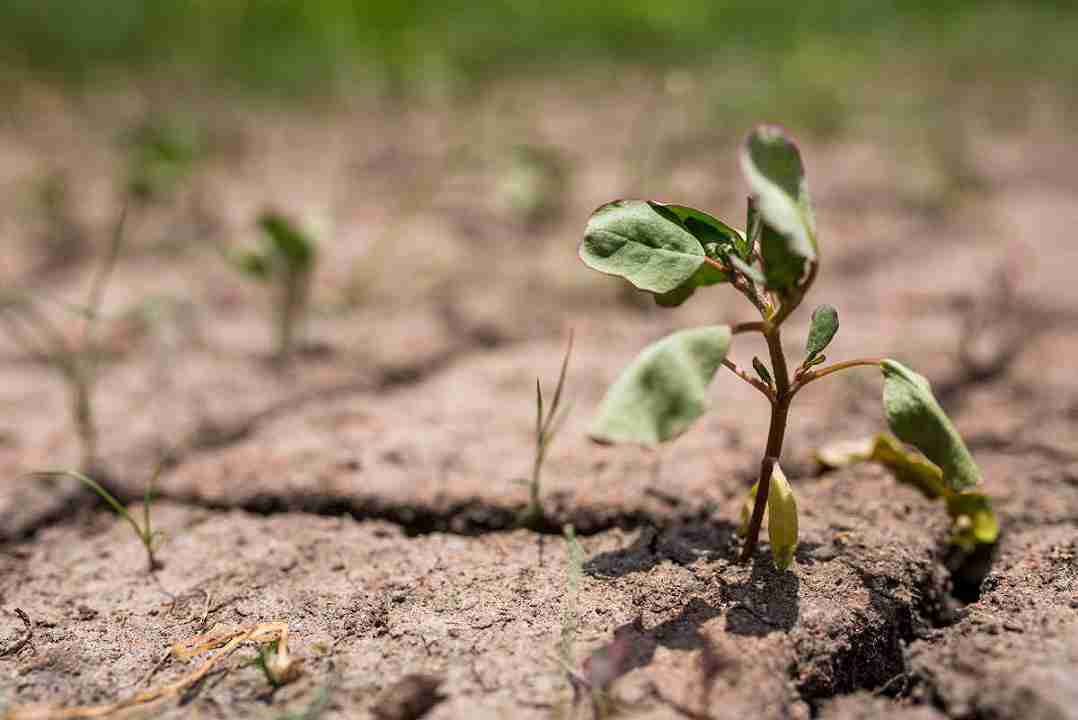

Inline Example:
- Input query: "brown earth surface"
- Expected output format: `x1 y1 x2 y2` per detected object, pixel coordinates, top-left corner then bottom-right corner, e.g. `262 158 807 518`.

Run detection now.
1 84 1077 718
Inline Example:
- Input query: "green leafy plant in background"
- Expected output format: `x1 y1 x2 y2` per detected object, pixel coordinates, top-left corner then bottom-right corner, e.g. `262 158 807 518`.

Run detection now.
231 212 318 363
579 124 997 569
25 468 164 572
125 118 201 204
0 207 127 474
518 331 574 530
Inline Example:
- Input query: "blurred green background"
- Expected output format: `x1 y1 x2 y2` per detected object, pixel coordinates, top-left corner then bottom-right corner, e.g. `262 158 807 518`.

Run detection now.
2 0 1074 113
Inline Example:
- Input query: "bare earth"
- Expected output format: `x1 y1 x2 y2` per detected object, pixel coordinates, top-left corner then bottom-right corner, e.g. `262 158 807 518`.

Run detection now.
1 84 1077 718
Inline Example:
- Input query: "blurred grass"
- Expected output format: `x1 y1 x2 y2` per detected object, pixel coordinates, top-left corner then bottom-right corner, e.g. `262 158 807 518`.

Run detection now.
1 0 1074 103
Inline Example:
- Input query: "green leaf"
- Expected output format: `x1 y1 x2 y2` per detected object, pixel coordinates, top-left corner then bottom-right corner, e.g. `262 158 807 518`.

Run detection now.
805 304 839 363
258 212 316 271
759 220 806 292
651 202 743 260
740 125 816 260
767 464 798 570
233 249 272 281
744 196 761 260
881 360 981 492
590 325 732 445
580 200 707 295
752 357 773 388
946 492 1000 549
652 259 728 307
654 284 697 308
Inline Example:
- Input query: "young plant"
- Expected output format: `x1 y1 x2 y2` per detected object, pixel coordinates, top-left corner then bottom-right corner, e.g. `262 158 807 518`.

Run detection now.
517 331 574 529
579 124 996 569
125 118 201 204
0 207 127 474
232 212 317 363
25 467 164 572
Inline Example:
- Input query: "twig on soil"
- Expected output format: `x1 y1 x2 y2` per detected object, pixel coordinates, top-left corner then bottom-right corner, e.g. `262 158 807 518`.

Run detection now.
0 609 34 658
3 622 295 720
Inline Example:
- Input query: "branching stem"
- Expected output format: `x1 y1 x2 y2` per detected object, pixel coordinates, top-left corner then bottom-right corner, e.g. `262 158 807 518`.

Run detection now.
721 358 774 402
789 357 883 398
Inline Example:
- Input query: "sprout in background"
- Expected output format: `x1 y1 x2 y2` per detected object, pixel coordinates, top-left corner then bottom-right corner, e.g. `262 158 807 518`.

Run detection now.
232 212 318 364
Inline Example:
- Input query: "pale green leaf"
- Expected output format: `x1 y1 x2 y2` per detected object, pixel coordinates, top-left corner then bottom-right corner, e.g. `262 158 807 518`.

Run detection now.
736 480 759 538
882 360 980 492
652 261 727 307
580 200 706 294
590 325 732 445
805 304 839 362
946 492 1000 548
740 125 816 260
767 464 798 570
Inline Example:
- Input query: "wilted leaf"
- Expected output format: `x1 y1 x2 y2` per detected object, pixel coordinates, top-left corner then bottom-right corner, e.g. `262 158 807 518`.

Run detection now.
815 432 947 499
767 464 798 570
946 492 1000 548
740 125 816 260
805 305 839 363
580 200 706 294
590 325 732 445
814 432 998 548
882 360 980 492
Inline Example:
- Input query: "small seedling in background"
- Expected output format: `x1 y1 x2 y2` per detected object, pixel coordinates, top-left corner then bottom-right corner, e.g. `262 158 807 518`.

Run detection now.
517 331 574 530
0 206 127 474
125 118 201 204
232 212 318 363
253 638 303 690
579 124 997 570
25 467 164 572
498 144 569 228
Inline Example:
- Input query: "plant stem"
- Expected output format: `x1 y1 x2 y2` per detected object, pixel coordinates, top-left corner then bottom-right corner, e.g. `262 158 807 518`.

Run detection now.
789 357 883 398
70 368 99 475
739 326 792 563
721 358 774 401
731 321 766 336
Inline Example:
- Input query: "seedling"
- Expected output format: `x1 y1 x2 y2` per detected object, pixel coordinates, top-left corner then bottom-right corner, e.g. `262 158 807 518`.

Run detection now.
517 331 574 529
25 467 164 572
0 206 127 474
253 638 302 690
579 124 997 569
231 211 317 363
125 118 201 204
